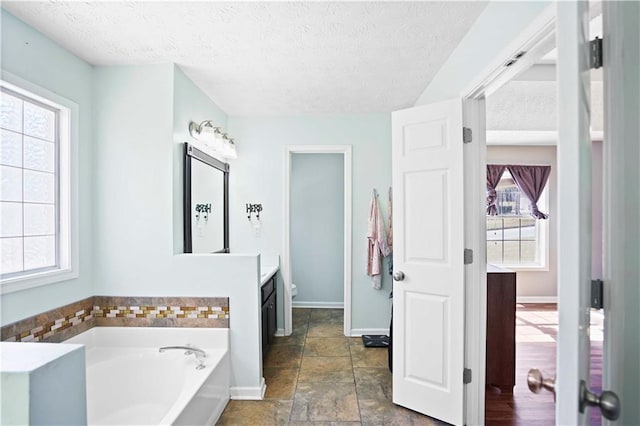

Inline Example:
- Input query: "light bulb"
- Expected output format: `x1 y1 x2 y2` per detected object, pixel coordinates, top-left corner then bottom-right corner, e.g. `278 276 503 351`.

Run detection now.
226 139 238 159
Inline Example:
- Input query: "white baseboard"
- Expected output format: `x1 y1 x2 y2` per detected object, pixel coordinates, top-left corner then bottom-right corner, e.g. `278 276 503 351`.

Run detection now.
230 378 265 400
275 328 285 337
292 301 344 309
349 328 389 337
516 296 558 304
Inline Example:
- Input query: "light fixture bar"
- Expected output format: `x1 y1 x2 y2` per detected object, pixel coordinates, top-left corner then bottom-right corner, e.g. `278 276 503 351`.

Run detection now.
188 120 238 160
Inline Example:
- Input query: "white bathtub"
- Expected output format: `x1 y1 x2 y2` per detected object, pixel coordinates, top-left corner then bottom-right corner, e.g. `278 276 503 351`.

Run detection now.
65 327 230 425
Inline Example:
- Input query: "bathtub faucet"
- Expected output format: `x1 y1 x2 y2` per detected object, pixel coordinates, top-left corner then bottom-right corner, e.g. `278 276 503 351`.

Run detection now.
159 345 207 370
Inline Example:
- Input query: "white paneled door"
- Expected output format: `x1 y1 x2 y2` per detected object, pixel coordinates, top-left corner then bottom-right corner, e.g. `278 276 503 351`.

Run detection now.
391 99 465 426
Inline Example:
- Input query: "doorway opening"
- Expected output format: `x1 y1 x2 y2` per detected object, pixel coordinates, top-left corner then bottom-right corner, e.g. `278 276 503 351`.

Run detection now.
282 145 352 337
474 8 606 425
290 153 344 310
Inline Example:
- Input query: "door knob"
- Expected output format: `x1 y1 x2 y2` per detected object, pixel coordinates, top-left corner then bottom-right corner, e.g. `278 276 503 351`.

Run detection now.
528 369 556 399
579 380 620 420
393 271 405 281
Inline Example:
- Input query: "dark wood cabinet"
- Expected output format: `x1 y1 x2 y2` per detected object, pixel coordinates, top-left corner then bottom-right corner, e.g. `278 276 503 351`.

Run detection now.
261 274 277 356
486 265 516 393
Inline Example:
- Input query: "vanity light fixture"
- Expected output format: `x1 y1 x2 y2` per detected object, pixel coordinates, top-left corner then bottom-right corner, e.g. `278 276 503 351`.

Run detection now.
188 120 238 160
221 135 238 160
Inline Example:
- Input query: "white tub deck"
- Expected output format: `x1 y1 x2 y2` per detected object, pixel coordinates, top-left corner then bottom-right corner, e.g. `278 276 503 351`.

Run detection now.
66 327 230 425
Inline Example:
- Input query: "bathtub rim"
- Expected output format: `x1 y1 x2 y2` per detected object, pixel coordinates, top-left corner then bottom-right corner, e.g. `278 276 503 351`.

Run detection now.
64 326 230 425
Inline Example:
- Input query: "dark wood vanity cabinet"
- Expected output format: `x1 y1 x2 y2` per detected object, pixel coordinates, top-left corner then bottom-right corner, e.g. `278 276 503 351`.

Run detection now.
486 265 517 393
261 274 277 356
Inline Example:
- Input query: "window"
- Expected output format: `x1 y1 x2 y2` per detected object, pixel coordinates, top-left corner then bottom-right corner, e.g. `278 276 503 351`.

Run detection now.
486 170 548 269
0 77 76 293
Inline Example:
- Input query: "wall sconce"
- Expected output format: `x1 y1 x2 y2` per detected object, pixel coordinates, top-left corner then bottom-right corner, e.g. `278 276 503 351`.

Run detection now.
188 120 238 160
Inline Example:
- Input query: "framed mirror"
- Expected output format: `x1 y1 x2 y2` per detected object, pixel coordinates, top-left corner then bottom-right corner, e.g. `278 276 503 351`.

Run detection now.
183 142 229 253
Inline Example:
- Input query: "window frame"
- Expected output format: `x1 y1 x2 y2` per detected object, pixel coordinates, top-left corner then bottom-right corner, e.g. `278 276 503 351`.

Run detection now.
1 73 79 294
486 167 550 272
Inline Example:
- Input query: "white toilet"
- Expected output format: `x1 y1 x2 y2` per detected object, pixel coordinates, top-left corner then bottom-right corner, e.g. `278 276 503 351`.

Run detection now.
291 283 297 299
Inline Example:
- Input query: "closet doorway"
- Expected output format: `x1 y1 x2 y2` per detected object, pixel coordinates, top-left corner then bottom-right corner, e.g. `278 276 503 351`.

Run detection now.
283 146 352 337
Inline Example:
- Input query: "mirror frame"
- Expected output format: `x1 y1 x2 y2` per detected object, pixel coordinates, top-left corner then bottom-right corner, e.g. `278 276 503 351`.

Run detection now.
183 142 230 253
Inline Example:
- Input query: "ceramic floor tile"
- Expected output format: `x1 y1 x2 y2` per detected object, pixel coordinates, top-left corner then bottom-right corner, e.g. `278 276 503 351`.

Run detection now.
264 344 304 369
291 381 360 422
309 310 344 327
289 423 362 426
307 322 344 338
358 399 441 425
309 308 343 321
293 308 312 318
353 367 392 400
218 400 293 425
293 309 311 329
350 345 388 368
304 337 350 357
220 307 435 425
264 367 299 400
348 337 364 346
298 356 354 383
273 326 307 346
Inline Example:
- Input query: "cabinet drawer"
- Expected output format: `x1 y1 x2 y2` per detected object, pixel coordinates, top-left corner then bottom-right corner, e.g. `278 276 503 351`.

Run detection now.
261 276 275 304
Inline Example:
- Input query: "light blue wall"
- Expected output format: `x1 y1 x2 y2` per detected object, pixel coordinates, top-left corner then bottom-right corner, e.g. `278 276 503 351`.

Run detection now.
91 64 263 394
228 115 393 332
172 66 228 254
92 64 175 288
0 9 393 337
291 153 344 304
0 10 94 325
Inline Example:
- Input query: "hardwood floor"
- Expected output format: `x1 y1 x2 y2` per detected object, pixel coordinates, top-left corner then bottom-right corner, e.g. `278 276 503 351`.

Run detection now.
485 303 604 425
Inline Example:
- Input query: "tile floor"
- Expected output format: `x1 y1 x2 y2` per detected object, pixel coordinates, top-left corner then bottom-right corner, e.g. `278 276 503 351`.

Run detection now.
218 308 442 425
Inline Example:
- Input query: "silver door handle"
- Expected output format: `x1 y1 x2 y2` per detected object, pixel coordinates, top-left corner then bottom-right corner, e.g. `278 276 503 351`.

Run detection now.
528 369 556 400
579 380 620 420
393 271 405 281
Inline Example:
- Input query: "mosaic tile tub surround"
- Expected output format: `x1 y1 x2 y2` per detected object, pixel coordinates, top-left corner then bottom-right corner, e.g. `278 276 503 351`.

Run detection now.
1 296 229 343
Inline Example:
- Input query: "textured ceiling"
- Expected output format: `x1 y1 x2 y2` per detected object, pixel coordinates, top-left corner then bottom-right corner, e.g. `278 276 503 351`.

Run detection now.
2 1 488 116
486 79 604 132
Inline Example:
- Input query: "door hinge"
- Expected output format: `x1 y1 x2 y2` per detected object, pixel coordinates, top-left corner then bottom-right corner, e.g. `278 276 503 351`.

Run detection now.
591 279 604 309
590 37 603 69
463 368 472 384
463 127 472 144
464 249 473 265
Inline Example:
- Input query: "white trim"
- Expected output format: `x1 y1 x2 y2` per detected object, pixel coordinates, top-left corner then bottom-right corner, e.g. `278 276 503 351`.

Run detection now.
516 296 558 304
0 72 79 295
487 130 604 146
464 4 556 99
602 4 640 423
463 98 488 426
555 4 593 422
283 145 352 337
461 7 557 425
291 301 344 309
349 328 389 337
496 264 549 272
230 379 266 400
275 328 285 337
